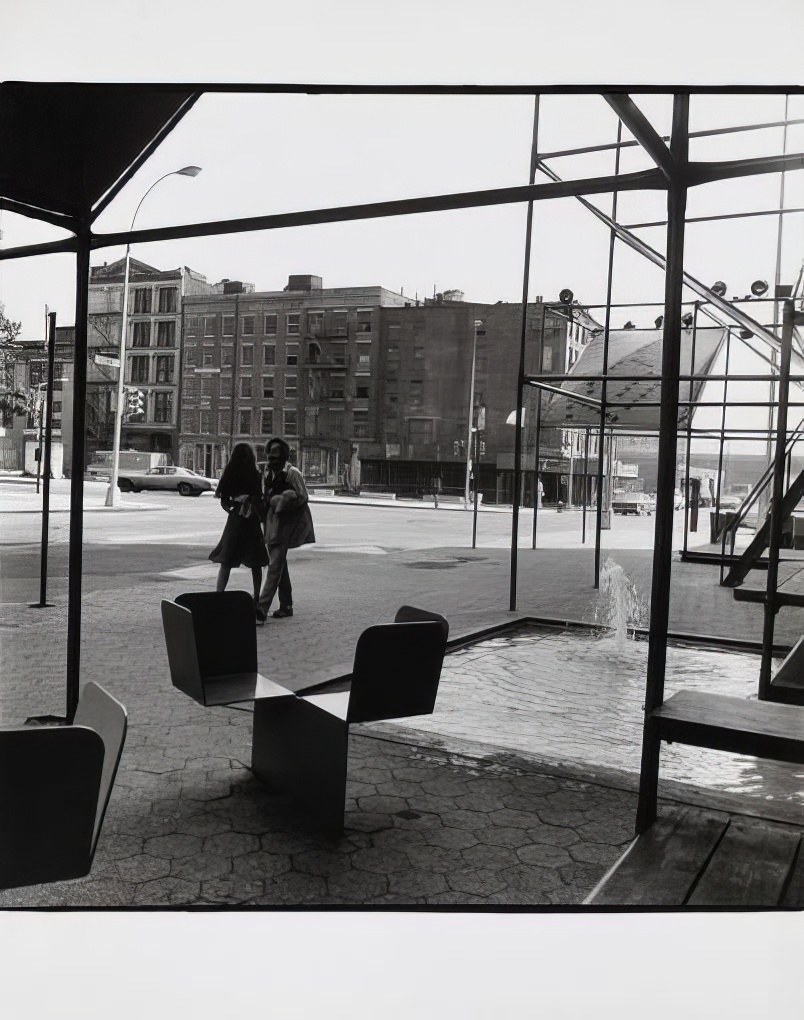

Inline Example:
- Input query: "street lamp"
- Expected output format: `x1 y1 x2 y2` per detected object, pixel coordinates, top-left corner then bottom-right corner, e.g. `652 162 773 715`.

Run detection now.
465 319 483 509
105 166 202 507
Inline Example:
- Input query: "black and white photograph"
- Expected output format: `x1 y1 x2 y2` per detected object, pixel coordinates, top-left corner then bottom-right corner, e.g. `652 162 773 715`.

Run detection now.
0 1 801 1016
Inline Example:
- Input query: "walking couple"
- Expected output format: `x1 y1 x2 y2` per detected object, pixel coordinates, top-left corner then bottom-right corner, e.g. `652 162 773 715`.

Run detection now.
208 437 316 623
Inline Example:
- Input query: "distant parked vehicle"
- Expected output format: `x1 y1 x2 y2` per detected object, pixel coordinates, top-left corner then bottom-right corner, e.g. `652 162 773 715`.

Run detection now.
612 492 654 516
117 466 217 496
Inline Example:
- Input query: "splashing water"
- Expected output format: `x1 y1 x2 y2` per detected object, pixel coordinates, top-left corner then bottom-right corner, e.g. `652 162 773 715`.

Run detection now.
596 558 648 647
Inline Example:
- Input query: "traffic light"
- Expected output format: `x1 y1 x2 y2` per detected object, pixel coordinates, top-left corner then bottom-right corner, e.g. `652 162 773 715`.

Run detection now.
124 387 145 418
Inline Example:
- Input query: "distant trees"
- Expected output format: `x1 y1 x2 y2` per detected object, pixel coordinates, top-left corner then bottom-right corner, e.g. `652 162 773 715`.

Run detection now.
0 305 25 423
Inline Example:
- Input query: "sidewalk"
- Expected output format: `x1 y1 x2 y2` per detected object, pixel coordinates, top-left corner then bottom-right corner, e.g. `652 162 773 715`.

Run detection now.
0 485 801 907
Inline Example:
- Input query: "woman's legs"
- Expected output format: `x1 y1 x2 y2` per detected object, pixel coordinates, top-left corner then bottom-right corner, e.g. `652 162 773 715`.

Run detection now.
251 565 263 602
215 564 232 592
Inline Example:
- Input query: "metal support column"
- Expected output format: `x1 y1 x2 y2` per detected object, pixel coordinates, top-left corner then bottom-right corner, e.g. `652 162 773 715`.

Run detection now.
636 94 690 834
759 299 796 699
66 226 91 723
509 94 540 611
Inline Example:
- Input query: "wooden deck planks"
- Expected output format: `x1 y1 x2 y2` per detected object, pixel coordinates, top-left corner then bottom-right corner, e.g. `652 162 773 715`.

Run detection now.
588 806 729 906
688 817 802 907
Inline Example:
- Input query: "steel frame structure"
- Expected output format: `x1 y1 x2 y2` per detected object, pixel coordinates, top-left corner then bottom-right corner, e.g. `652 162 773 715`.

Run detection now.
1 83 803 830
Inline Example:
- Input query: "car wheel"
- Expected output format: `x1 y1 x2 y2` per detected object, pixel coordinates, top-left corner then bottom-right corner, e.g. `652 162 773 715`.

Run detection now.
177 482 193 496
118 479 134 492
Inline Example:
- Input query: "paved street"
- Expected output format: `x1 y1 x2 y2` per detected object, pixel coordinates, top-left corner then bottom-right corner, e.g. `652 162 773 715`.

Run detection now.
0 476 801 908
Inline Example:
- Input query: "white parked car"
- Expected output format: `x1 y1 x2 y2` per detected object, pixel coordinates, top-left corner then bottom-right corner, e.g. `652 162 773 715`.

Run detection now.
117 466 218 496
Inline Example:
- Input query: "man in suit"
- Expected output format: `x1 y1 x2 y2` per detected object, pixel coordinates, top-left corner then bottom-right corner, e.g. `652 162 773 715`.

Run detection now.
257 437 315 622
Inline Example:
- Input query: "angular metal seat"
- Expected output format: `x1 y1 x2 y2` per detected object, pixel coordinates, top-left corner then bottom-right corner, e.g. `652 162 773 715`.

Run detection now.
0 681 127 889
161 591 293 706
252 606 449 828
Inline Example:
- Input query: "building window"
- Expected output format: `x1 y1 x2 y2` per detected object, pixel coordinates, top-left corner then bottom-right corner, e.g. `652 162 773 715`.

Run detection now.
221 346 233 368
263 343 276 365
222 315 234 337
242 315 255 336
157 320 176 347
286 313 300 335
241 376 252 398
357 349 371 370
185 315 199 336
197 410 211 435
199 377 215 397
410 380 423 405
330 374 345 399
261 408 273 434
203 316 216 337
307 311 323 334
331 311 348 336
158 288 178 313
218 411 230 435
356 384 369 399
262 375 274 399
285 374 297 399
132 321 150 348
202 349 214 367
156 355 174 383
284 409 298 436
413 343 425 361
286 342 299 366
154 391 172 424
264 313 277 335
131 356 149 384
133 288 152 314
184 346 197 366
353 409 370 438
409 418 434 443
357 310 373 333
241 345 254 368
387 343 400 370
238 409 252 435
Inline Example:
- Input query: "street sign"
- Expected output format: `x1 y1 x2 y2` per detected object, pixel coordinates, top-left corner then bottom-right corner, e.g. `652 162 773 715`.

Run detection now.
94 354 120 367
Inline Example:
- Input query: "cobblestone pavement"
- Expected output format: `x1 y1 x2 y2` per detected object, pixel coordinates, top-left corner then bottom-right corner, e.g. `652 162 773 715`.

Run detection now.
1 482 801 907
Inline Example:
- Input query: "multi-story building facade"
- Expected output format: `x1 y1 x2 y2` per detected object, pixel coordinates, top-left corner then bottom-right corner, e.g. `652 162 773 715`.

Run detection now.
180 275 409 481
87 258 217 461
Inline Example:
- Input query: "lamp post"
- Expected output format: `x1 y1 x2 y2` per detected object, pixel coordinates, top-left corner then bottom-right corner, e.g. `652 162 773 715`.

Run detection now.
105 166 201 507
464 319 483 508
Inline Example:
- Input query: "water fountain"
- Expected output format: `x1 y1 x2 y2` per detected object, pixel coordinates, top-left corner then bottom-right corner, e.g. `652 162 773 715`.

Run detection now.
595 557 648 646
377 559 799 815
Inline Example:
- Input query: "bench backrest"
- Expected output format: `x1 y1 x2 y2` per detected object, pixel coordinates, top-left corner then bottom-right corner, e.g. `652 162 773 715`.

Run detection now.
346 619 448 724
174 591 258 678
161 599 206 702
73 681 128 854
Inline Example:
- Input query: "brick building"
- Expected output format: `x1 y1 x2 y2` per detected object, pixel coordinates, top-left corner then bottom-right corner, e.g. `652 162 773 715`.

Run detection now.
87 258 217 460
180 275 409 482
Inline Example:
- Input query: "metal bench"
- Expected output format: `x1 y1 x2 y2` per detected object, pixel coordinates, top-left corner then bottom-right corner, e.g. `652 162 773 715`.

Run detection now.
0 681 128 889
161 594 449 828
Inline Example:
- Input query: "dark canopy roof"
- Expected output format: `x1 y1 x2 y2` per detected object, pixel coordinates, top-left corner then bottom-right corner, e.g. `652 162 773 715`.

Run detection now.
540 326 727 431
0 82 196 221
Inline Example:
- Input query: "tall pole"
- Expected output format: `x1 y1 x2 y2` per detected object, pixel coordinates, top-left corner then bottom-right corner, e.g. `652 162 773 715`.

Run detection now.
36 312 57 608
105 166 201 507
510 94 541 611
636 94 689 834
105 242 132 506
464 318 479 508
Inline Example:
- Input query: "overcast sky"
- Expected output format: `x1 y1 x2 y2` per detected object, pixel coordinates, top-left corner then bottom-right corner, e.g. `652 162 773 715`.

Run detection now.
1 3 802 342
1 1 803 1013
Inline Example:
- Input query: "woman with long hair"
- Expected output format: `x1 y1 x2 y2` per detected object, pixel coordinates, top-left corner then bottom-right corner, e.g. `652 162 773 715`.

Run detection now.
209 442 269 621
